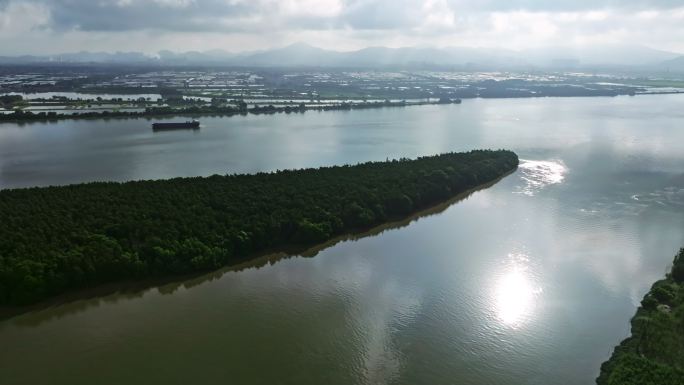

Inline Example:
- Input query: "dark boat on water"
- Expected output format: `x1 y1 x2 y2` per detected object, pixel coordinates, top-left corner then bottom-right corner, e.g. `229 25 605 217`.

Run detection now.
152 120 200 131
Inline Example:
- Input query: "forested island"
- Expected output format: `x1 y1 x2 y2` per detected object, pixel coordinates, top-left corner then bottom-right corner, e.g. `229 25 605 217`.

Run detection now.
597 248 684 384
0 150 517 306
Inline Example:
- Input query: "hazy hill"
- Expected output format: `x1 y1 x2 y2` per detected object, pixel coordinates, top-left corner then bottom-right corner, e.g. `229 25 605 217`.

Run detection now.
228 42 342 67
524 44 681 67
0 43 680 70
231 43 680 69
661 56 684 72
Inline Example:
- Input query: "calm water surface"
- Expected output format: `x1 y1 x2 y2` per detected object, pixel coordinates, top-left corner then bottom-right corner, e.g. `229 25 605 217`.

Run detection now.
1 96 684 384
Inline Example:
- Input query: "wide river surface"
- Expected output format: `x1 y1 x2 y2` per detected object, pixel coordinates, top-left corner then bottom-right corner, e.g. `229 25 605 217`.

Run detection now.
1 95 684 384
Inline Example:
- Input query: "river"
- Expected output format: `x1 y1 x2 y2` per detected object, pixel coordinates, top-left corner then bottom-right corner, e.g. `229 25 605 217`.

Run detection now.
1 95 683 384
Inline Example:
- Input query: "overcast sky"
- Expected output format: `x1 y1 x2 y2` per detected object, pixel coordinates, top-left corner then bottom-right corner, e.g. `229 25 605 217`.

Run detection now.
1 0 684 55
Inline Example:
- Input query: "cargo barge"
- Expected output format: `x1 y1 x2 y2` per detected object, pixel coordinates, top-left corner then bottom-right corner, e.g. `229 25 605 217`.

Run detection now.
152 120 200 130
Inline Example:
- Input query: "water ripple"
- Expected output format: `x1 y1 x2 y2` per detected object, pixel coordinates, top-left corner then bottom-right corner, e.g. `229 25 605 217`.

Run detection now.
630 186 684 209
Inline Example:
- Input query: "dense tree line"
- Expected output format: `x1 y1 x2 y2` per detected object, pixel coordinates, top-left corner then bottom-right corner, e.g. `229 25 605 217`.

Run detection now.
0 150 517 305
0 94 23 108
597 248 684 384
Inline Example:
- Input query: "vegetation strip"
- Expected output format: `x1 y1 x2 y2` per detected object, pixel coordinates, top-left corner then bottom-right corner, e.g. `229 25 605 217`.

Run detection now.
0 97 461 123
597 248 684 384
0 150 518 305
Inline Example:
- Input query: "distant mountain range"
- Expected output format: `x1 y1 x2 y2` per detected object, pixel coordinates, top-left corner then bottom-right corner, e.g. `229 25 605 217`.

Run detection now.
1 43 682 70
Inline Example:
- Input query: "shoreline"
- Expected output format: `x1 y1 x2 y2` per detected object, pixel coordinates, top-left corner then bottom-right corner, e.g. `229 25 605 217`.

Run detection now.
0 99 459 124
3 92 684 125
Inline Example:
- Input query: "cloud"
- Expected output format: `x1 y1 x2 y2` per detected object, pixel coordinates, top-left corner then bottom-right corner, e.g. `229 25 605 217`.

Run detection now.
41 0 256 32
448 0 684 12
12 0 684 33
1 0 684 55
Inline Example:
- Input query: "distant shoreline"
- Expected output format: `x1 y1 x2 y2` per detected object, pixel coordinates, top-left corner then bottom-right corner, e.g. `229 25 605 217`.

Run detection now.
3 91 684 124
0 98 460 123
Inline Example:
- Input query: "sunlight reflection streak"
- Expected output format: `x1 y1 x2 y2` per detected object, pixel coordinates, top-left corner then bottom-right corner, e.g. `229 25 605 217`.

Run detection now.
494 253 542 327
515 159 567 196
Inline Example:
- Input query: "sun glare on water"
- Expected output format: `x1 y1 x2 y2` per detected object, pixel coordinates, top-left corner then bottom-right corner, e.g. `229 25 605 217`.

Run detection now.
516 159 567 196
494 254 542 327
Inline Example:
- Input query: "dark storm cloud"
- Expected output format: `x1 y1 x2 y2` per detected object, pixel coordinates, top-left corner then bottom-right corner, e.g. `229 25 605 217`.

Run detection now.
31 0 257 32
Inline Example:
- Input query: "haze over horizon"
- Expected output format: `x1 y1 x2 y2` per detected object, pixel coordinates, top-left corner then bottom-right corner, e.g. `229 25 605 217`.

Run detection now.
1 0 684 57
